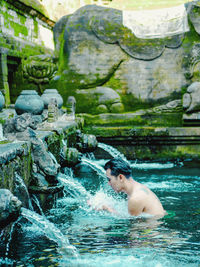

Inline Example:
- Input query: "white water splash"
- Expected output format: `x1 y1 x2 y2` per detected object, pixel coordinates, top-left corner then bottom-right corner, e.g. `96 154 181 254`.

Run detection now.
0 124 5 141
87 189 130 218
14 173 34 211
88 189 112 209
31 194 45 216
131 162 175 169
57 172 90 199
21 208 78 257
58 163 129 218
98 143 128 162
5 219 19 259
81 157 106 177
48 151 59 165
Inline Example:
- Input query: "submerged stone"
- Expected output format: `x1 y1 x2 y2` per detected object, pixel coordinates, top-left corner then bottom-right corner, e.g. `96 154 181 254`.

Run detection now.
0 189 22 228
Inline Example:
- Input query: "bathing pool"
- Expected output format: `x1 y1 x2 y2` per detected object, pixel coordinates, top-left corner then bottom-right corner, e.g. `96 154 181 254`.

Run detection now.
0 150 200 267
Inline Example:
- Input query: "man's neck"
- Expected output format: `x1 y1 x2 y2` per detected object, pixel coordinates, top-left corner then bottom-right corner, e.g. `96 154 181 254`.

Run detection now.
124 177 135 197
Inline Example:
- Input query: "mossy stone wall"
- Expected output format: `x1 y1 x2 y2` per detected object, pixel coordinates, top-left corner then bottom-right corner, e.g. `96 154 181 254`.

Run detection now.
0 142 31 191
0 0 55 104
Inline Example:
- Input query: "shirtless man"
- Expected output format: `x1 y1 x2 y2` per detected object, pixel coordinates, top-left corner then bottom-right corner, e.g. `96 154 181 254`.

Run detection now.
102 158 166 217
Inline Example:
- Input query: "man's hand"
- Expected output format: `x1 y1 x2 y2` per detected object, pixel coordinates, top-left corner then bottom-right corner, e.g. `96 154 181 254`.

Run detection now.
101 205 117 214
87 200 117 214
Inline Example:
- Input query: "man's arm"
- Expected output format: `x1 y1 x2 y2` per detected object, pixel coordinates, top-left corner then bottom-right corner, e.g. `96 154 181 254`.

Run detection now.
101 205 118 214
128 196 145 216
87 200 118 214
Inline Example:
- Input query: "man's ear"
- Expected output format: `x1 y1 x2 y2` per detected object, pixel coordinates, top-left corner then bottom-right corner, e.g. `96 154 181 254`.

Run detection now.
119 174 125 182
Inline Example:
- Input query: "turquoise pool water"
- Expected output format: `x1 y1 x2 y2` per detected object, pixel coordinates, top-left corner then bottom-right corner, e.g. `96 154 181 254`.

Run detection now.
0 157 200 266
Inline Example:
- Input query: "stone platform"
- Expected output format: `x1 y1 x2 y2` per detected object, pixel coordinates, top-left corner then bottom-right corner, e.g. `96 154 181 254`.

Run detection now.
87 126 200 161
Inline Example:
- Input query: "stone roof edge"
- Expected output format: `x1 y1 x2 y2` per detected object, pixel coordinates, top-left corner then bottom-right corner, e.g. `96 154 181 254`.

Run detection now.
6 0 55 28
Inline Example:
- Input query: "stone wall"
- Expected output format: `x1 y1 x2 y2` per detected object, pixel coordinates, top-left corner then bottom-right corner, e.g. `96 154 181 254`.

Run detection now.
0 0 55 106
0 117 83 209
0 0 54 51
51 2 200 128
0 142 31 191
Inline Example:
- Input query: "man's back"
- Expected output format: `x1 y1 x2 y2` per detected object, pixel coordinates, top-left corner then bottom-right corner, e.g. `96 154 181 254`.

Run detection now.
128 181 165 216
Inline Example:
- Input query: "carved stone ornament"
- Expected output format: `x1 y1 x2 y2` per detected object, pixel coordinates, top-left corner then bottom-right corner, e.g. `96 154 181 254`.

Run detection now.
22 54 57 93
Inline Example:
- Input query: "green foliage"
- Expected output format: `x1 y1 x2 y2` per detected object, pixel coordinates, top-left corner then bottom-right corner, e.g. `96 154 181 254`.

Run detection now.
0 118 6 125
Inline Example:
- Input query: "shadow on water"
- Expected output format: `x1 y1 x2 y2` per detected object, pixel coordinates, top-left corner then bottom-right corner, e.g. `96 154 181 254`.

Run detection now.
1 143 200 266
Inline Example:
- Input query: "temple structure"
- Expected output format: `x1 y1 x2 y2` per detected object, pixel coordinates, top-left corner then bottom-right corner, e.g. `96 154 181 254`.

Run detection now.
0 0 55 106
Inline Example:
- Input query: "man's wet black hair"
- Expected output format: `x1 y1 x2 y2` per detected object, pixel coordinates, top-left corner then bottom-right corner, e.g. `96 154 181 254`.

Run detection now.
104 158 132 178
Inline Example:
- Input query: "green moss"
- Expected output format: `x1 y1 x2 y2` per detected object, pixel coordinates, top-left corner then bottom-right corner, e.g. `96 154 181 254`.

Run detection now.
132 145 200 161
79 112 182 129
0 118 6 125
63 123 81 148
1 6 28 37
33 19 39 38
46 132 63 162
22 150 32 186
104 76 123 91
19 14 26 25
83 127 200 161
182 20 200 53
0 145 32 190
105 75 156 112
0 140 12 145
122 94 154 112
82 125 169 137
3 12 14 21
10 21 28 37
181 84 188 95
58 30 67 71
2 10 28 38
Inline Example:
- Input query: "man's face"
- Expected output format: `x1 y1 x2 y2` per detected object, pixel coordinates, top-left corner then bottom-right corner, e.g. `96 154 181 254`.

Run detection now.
106 168 122 193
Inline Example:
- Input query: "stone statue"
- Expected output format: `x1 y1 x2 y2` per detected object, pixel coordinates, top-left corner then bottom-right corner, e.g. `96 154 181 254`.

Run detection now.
183 82 200 114
30 135 60 184
66 96 76 120
2 112 60 189
51 2 200 124
3 113 39 141
22 54 57 94
47 98 58 123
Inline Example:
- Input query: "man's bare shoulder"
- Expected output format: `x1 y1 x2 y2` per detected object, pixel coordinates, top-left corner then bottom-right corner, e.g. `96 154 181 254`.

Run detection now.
128 182 165 216
130 183 151 199
128 183 152 208
128 194 145 216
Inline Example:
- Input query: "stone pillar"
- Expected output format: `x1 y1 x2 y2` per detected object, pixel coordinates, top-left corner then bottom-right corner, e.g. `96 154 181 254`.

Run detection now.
66 96 76 120
48 98 58 122
0 49 10 107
